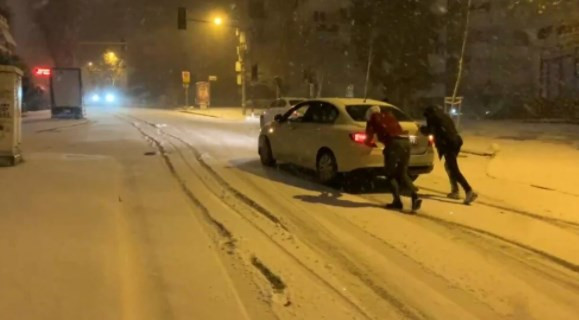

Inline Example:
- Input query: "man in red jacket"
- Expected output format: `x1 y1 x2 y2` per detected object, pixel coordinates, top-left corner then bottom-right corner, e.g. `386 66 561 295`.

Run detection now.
365 106 422 212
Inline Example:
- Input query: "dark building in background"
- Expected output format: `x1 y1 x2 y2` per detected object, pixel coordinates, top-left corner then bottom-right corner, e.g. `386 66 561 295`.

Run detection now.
0 0 16 56
243 0 447 104
448 0 579 117
243 0 367 100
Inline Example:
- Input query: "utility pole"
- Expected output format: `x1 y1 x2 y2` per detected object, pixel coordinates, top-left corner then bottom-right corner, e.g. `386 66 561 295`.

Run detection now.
237 28 248 115
178 8 248 114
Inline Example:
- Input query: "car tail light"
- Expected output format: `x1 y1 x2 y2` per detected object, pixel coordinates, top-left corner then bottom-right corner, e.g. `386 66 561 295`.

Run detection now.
350 132 376 147
350 132 367 143
428 134 435 146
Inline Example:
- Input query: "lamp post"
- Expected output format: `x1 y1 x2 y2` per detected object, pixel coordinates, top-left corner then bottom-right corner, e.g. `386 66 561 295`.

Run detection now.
213 15 248 115
179 9 248 114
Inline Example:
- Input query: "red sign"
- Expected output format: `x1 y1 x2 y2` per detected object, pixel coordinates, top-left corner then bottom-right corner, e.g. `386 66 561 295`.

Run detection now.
34 67 51 77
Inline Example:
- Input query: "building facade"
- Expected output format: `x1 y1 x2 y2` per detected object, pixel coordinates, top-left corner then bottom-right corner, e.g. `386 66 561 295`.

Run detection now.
245 0 448 104
0 4 16 56
459 0 579 116
244 0 368 100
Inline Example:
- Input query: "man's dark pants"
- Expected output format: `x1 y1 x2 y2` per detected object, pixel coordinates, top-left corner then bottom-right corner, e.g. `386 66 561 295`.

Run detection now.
443 137 472 193
384 138 418 204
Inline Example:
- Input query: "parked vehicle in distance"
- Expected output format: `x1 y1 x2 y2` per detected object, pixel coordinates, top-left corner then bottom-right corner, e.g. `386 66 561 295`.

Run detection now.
260 97 306 127
258 98 435 185
50 68 84 119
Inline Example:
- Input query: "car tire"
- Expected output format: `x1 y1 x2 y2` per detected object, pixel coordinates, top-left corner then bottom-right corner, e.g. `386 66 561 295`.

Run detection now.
259 135 276 167
316 150 338 185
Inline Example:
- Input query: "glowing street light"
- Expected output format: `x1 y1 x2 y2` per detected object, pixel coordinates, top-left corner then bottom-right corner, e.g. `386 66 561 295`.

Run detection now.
104 51 119 65
213 16 223 26
87 61 93 67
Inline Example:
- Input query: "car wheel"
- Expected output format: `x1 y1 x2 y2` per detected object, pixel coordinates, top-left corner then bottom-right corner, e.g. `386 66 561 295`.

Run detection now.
316 150 338 185
259 135 276 167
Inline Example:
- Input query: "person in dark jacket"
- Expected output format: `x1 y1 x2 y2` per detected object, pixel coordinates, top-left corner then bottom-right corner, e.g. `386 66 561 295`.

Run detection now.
421 105 478 204
365 106 422 212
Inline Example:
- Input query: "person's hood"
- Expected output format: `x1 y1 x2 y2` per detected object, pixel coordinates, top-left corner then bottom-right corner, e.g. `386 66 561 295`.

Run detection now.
424 105 444 120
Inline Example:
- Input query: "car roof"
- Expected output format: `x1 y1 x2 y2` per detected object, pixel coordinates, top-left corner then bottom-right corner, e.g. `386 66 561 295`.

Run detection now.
280 97 307 100
314 97 397 109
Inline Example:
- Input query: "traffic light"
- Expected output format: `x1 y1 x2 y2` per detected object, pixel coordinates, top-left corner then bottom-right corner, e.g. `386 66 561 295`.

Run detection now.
178 7 187 30
251 64 258 81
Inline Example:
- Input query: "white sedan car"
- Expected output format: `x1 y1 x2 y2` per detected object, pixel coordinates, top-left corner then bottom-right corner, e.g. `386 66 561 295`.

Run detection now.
260 97 306 127
258 98 435 184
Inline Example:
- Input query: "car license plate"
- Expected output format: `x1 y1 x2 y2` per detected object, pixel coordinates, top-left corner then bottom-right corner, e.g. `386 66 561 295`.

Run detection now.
409 135 418 145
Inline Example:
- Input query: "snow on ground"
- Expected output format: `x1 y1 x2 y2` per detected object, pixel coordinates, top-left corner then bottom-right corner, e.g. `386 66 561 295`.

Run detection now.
124 108 579 320
179 106 263 122
459 120 579 196
2 107 577 319
1 110 279 320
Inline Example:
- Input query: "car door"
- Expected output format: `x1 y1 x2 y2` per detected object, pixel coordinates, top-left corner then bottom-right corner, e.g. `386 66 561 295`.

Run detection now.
269 102 311 162
291 102 339 169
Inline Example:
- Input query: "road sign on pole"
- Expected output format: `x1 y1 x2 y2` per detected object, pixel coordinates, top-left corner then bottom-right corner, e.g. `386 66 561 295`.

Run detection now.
182 71 191 107
182 71 191 85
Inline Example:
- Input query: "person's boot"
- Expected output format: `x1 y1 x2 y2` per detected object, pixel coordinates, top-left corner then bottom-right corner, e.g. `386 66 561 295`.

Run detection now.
447 191 461 200
386 201 403 210
464 191 478 205
411 194 422 213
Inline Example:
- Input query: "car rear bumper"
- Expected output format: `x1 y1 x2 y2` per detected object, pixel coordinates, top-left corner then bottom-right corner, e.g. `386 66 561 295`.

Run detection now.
337 146 435 174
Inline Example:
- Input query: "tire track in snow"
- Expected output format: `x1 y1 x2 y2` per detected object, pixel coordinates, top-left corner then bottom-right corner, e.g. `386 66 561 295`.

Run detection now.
121 114 378 320
126 114 518 320
117 115 254 320
163 133 428 320
359 191 579 276
35 119 92 133
129 112 579 319
418 186 579 234
125 114 288 231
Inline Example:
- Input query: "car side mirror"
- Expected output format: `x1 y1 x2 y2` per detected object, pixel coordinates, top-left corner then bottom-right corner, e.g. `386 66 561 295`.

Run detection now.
274 114 283 122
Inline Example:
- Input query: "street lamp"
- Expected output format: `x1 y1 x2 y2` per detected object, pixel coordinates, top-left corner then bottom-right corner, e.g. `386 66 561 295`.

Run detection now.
177 8 249 114
213 16 223 26
211 17 248 114
87 61 93 67
105 51 119 65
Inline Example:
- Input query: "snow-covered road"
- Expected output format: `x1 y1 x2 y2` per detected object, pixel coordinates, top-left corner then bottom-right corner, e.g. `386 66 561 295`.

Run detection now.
1 107 578 319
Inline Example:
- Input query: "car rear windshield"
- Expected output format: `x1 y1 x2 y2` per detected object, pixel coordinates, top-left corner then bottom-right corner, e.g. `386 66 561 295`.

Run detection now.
346 105 412 122
289 100 305 106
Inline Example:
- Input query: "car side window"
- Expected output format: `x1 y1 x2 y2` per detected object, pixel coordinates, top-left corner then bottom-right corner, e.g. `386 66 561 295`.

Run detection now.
319 102 339 124
307 102 339 124
301 102 323 123
285 103 310 122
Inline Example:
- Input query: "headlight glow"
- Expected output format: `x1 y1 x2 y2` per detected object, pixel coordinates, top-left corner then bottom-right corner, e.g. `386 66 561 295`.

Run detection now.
105 93 115 103
91 94 100 102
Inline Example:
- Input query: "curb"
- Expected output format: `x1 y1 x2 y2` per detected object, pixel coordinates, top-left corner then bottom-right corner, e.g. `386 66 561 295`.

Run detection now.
179 110 220 118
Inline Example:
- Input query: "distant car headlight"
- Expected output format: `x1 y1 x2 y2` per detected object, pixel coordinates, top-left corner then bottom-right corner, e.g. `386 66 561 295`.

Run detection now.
105 93 115 103
91 94 100 102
